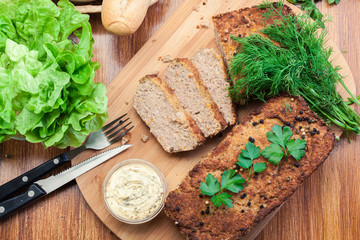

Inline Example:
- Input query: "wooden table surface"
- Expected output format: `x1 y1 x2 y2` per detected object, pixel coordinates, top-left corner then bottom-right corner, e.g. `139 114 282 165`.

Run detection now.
0 1 359 239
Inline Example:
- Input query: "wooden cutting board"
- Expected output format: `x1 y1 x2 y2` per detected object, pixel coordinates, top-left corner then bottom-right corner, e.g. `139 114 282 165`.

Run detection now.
72 0 355 239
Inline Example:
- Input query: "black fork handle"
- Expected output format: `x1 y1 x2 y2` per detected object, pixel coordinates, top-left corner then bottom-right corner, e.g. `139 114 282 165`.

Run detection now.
0 153 69 202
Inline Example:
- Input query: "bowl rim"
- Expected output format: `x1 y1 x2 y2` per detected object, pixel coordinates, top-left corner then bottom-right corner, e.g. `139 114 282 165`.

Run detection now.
102 158 167 224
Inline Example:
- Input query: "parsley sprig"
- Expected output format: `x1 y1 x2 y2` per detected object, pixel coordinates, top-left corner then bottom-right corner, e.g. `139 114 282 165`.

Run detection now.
287 0 323 25
262 125 306 165
200 170 245 208
287 0 340 25
200 124 307 208
237 142 267 184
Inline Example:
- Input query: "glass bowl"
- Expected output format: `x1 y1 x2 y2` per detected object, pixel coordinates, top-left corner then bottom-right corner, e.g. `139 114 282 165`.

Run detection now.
102 159 167 224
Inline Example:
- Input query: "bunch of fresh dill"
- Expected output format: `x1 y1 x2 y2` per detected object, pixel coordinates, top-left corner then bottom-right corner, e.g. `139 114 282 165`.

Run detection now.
229 1 360 137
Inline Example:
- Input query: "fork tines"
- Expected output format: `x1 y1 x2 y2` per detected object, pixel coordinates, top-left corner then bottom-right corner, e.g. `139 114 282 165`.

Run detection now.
102 113 127 131
103 114 134 144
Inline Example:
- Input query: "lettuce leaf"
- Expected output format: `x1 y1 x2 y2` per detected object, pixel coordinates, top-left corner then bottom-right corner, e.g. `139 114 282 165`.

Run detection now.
0 0 107 148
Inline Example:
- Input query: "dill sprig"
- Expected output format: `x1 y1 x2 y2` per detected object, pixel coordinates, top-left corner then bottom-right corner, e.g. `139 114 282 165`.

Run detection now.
229 1 360 137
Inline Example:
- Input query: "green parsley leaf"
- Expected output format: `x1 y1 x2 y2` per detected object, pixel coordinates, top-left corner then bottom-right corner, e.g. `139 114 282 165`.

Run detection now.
221 169 245 193
237 156 253 169
286 0 324 25
263 124 307 164
266 125 292 148
237 142 261 169
236 142 266 184
211 192 233 208
262 143 284 165
200 174 221 196
253 162 267 172
241 142 261 160
200 170 246 208
286 138 306 160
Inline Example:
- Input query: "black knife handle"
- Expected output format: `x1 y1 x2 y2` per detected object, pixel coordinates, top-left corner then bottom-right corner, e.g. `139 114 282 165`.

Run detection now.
0 153 69 201
0 183 46 220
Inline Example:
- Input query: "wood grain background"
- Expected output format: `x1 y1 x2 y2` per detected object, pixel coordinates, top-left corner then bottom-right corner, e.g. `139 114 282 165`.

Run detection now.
0 0 359 239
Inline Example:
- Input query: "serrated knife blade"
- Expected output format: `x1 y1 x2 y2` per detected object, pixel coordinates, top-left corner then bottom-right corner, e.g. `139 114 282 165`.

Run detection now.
0 144 132 220
37 144 132 194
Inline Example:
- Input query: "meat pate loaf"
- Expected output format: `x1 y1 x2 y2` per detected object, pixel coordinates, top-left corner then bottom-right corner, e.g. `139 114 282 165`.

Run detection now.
212 3 293 69
133 75 205 153
165 58 227 138
191 48 236 126
164 95 336 239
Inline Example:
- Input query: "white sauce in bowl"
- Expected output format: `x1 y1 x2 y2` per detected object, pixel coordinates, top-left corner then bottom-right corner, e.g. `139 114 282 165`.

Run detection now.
104 162 164 221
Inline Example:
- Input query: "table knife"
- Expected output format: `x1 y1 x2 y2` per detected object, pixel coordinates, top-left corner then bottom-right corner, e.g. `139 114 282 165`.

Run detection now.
0 144 107 202
0 148 84 202
0 144 132 220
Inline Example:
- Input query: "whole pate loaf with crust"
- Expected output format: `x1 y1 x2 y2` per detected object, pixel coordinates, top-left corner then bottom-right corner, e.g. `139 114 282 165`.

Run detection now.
212 3 293 68
133 75 205 153
164 95 336 239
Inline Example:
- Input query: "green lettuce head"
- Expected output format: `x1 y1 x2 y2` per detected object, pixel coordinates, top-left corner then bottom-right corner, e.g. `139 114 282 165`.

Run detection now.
0 0 108 148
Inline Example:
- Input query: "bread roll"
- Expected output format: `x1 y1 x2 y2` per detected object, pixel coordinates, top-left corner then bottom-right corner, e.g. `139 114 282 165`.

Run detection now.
102 0 158 36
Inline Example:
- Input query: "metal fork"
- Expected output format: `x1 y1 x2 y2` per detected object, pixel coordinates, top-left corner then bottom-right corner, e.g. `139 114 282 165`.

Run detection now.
0 114 134 201
66 113 134 158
